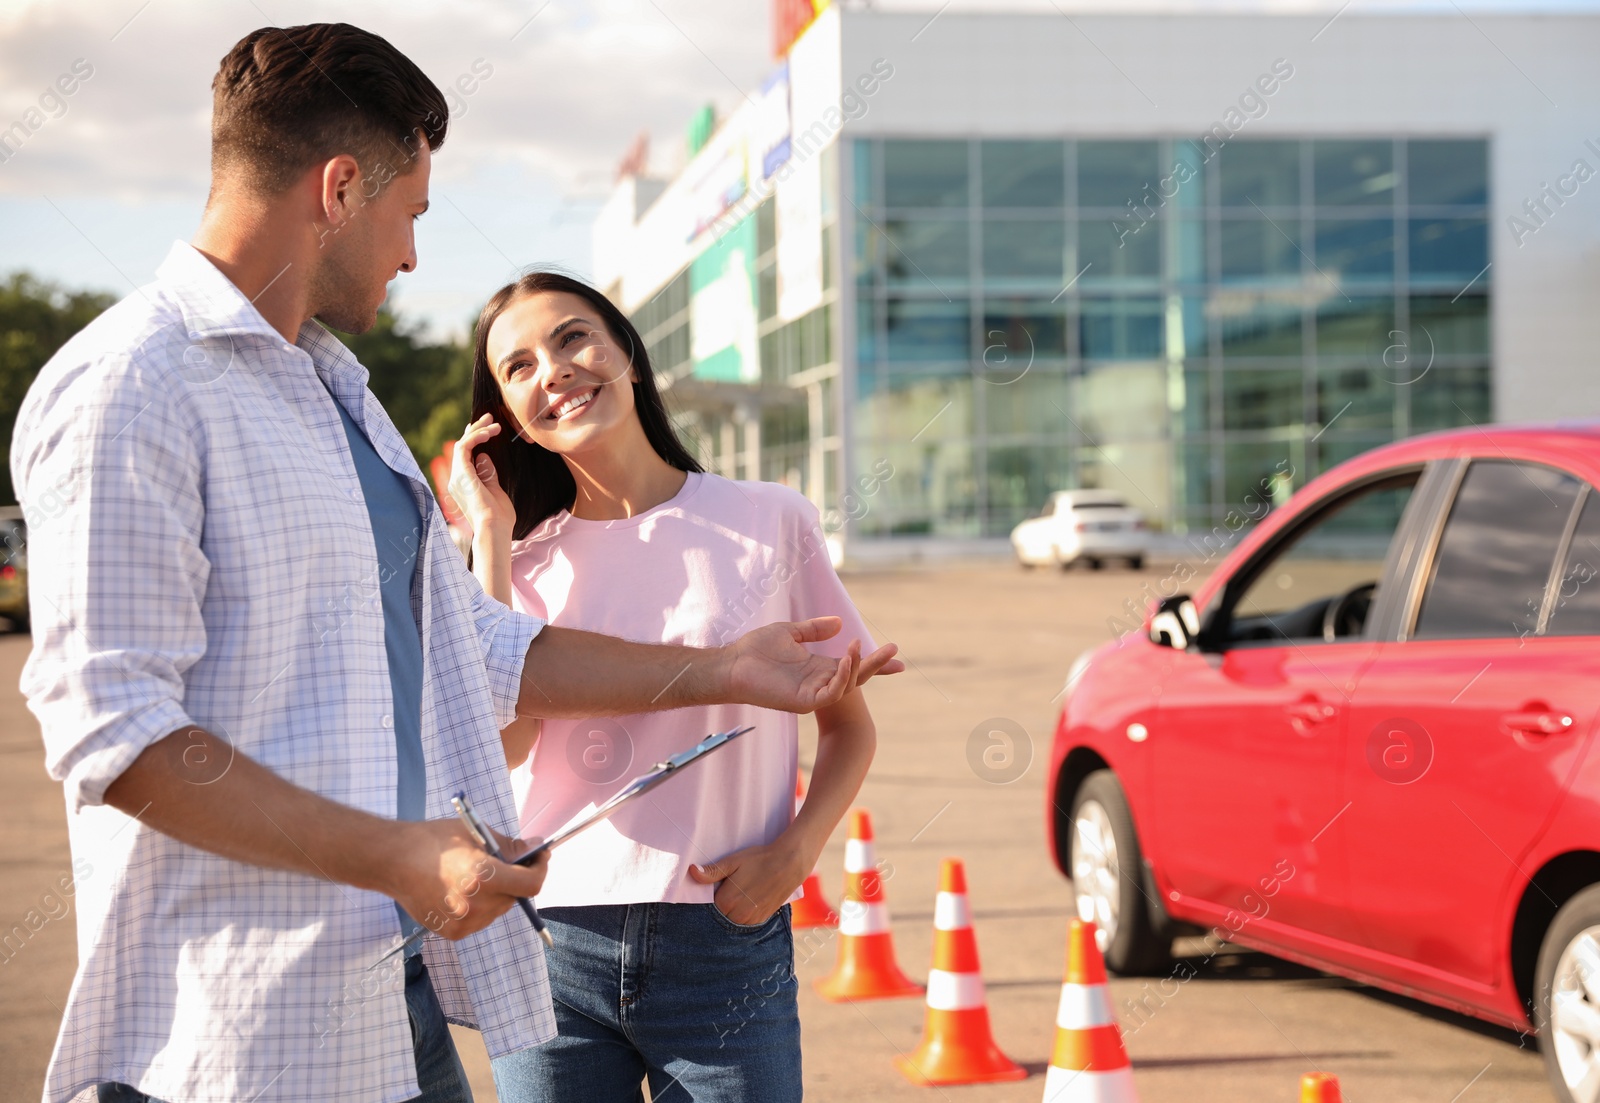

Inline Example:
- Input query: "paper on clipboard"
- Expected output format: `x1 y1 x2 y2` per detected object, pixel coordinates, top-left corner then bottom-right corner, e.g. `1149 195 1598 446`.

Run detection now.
506 725 754 868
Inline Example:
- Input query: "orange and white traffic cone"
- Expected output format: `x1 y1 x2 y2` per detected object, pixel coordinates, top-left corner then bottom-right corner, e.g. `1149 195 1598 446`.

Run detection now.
814 809 923 1002
1299 1073 1343 1101
893 858 1026 1086
1042 918 1139 1103
791 774 838 929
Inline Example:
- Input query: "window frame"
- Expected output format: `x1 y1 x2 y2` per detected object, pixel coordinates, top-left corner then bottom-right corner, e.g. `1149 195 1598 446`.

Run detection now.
1199 463 1429 651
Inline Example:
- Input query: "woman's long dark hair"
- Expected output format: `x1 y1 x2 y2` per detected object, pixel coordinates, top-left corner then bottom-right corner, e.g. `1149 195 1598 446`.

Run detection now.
470 271 703 539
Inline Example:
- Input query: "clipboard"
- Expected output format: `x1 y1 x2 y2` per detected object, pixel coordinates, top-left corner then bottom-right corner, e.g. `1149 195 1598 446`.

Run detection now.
368 724 754 969
505 724 755 867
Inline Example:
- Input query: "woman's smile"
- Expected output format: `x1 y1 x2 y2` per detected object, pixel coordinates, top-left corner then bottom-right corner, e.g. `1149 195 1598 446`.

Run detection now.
544 385 601 423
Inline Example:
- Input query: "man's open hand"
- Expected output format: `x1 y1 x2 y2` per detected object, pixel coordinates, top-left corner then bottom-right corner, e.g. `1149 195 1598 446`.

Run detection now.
722 617 903 714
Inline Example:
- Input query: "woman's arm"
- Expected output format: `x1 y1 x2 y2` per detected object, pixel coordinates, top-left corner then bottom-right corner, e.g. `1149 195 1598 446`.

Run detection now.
450 415 516 604
470 525 515 607
783 689 875 875
500 713 541 770
688 688 876 924
452 416 541 761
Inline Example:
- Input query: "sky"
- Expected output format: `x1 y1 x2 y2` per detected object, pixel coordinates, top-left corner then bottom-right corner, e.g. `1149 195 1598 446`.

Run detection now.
3 0 1599 339
0 0 774 339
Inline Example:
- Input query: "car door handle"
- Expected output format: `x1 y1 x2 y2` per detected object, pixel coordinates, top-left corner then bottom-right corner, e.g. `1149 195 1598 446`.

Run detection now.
1286 700 1338 729
1500 709 1574 739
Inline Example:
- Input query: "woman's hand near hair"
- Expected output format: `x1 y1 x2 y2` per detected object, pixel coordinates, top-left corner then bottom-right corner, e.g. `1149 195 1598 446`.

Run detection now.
451 414 516 605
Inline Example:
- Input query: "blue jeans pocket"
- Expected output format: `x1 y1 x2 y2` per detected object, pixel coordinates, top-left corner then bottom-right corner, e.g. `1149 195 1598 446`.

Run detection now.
707 901 785 935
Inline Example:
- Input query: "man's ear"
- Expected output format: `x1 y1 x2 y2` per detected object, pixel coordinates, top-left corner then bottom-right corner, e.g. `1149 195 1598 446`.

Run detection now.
318 154 363 227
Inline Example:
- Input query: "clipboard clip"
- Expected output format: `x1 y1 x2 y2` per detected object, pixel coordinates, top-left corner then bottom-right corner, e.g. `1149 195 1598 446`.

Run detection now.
657 725 754 771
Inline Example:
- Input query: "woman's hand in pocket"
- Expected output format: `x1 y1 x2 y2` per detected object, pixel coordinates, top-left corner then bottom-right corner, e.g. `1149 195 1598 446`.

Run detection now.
449 414 515 539
689 841 809 926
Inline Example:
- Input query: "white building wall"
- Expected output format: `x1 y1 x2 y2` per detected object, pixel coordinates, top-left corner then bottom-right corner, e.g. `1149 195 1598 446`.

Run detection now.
599 6 844 314
837 10 1600 422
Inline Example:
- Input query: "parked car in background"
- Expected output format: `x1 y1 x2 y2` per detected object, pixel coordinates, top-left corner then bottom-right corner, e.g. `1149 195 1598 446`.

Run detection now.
0 506 26 632
1045 423 1600 1103
1011 489 1147 570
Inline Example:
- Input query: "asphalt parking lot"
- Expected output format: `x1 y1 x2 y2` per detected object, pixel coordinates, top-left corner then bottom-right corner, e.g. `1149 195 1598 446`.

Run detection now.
0 563 1555 1102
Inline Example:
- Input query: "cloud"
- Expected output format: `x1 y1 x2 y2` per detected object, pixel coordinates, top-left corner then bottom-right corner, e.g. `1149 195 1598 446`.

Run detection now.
0 0 775 335
0 0 774 200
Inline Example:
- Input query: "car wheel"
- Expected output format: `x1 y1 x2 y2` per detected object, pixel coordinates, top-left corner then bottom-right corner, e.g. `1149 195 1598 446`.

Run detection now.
1535 885 1600 1102
1086 557 1104 571
1017 555 1036 570
1068 769 1171 975
1128 555 1145 571
1055 549 1073 571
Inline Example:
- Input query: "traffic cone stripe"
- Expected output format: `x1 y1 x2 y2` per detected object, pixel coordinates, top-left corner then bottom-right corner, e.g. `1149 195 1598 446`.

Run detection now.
1042 1065 1138 1103
931 931 981 973
845 867 885 902
845 837 874 871
934 890 972 930
1050 1023 1131 1073
925 968 986 1011
838 899 890 936
1056 981 1117 1029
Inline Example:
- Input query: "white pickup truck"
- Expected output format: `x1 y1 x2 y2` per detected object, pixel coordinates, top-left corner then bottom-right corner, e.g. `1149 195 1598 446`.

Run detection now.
1010 489 1147 570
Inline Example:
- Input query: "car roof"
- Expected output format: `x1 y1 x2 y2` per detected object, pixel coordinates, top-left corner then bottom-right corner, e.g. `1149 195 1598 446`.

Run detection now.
1318 421 1600 486
1188 421 1600 611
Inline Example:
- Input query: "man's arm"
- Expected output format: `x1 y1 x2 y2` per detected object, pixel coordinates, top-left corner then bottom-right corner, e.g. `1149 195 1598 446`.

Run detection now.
104 725 547 940
17 361 539 940
514 616 903 721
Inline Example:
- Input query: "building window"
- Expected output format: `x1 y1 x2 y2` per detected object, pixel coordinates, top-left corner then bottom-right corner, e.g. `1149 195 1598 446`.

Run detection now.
849 136 1492 538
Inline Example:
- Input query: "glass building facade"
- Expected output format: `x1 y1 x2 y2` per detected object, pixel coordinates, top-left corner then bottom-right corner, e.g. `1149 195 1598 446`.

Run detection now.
848 137 1491 538
633 145 845 513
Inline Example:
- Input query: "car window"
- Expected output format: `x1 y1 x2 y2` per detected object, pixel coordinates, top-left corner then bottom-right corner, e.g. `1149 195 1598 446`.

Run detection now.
1070 500 1128 510
1225 473 1418 645
1542 488 1600 636
1413 460 1582 640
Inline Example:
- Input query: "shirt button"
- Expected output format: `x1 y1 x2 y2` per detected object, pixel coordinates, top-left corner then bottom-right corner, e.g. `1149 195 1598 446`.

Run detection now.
381 715 393 729
349 488 361 500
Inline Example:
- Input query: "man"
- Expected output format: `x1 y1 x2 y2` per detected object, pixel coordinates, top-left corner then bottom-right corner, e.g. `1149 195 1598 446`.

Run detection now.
12 23 899 1103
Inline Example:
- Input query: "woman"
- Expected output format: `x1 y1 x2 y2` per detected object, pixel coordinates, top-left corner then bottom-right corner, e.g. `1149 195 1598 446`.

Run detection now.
448 272 888 1103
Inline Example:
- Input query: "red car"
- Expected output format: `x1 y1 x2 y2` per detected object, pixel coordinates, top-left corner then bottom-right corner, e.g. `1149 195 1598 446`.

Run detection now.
1047 424 1600 1103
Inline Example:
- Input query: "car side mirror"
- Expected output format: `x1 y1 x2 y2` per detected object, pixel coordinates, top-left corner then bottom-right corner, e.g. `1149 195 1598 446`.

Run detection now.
1149 594 1201 650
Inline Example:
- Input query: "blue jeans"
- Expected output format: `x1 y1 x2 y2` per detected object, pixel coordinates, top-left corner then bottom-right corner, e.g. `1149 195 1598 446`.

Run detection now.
491 903 801 1103
98 954 472 1103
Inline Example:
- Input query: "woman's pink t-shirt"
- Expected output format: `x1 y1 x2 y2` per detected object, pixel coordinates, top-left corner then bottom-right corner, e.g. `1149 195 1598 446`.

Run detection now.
505 471 875 907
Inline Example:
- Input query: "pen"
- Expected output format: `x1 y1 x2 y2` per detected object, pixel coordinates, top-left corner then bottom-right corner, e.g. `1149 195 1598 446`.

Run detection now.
370 794 551 970
451 792 553 949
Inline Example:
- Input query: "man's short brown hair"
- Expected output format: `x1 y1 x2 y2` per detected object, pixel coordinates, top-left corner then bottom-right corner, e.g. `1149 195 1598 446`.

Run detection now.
211 23 449 194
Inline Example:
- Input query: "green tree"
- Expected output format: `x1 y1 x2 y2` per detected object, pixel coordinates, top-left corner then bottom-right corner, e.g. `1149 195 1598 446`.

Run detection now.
0 275 475 504
0 274 118 504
